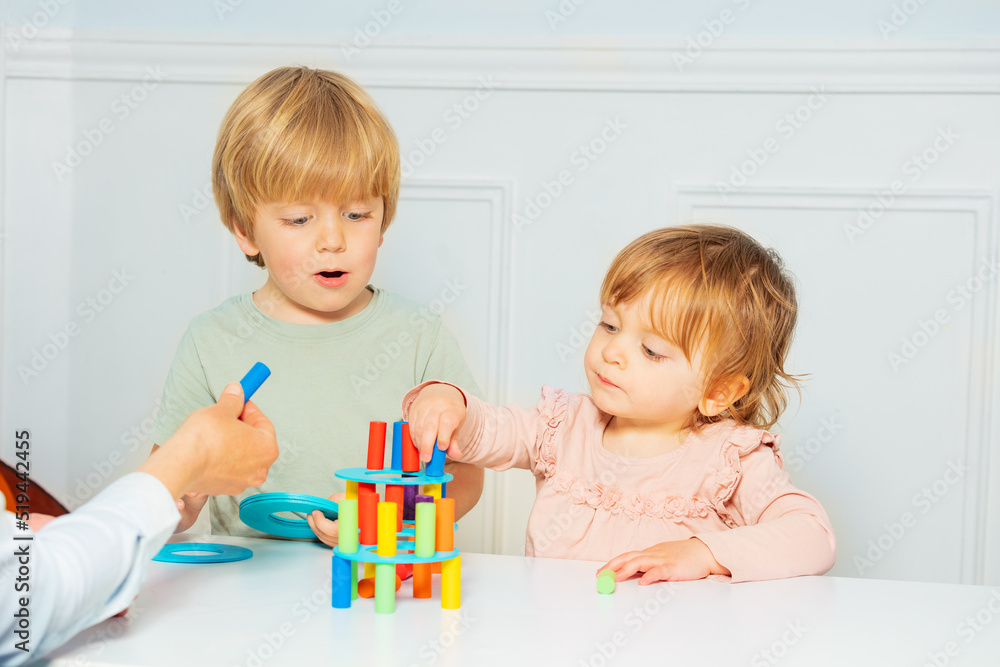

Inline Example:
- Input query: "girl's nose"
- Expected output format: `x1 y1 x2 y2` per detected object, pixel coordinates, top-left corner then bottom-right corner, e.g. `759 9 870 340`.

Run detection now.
601 339 626 367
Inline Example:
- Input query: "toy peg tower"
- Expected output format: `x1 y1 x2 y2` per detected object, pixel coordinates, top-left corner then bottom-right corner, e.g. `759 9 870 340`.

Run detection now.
331 421 461 612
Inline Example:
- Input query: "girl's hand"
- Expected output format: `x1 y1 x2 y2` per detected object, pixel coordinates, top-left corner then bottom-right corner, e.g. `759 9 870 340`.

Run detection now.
307 492 347 548
406 383 468 463
599 538 731 584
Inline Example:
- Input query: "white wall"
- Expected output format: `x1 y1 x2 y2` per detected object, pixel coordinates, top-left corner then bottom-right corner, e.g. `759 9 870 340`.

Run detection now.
1 2 998 585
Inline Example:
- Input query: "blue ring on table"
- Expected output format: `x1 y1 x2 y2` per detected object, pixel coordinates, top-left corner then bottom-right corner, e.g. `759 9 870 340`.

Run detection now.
239 492 339 539
153 542 253 563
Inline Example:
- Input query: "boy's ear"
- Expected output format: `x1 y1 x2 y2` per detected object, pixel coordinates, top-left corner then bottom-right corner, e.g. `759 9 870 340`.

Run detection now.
700 375 750 418
378 234 384 248
233 222 260 257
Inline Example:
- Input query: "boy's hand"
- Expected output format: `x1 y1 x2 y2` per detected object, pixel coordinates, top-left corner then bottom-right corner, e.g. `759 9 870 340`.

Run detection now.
307 492 346 548
176 492 210 514
598 538 731 584
406 383 468 462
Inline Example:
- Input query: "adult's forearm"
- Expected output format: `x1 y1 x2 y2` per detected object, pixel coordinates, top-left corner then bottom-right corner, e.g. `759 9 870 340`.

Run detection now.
138 440 202 502
1 475 179 665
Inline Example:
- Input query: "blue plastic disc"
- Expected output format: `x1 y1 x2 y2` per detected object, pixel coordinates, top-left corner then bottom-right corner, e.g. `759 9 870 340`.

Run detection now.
153 542 253 564
239 492 339 539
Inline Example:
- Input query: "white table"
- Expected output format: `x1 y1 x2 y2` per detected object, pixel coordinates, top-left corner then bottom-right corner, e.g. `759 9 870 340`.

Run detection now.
39 535 1000 666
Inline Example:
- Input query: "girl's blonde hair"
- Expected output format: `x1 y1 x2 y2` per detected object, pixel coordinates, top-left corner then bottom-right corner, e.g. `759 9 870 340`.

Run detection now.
600 224 802 430
213 66 400 267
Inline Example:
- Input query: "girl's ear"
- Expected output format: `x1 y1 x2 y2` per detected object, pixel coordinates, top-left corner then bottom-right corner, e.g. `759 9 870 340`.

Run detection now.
700 375 750 418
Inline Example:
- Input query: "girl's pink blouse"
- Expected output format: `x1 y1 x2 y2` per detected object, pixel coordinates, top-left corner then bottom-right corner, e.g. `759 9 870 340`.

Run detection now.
403 383 836 582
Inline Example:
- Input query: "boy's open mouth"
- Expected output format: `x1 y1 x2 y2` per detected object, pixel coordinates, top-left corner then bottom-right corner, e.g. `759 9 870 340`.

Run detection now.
318 271 344 278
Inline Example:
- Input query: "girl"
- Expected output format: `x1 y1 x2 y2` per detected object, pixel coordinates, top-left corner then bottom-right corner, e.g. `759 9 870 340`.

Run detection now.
404 224 836 584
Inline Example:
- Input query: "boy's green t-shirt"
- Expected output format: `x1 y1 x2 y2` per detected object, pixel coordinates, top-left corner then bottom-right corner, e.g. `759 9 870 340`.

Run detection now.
148 286 481 537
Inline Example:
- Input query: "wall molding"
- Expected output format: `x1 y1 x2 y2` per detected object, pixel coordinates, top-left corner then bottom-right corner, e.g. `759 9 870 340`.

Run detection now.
399 178 513 555
676 184 999 585
4 29 1000 93
398 179 512 405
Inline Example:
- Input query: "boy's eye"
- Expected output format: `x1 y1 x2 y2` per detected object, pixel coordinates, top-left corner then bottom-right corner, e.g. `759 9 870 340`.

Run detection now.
642 344 664 360
345 211 372 222
598 321 618 333
282 216 311 226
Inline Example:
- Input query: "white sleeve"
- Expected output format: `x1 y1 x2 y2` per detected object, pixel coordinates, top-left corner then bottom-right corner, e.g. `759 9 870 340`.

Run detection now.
1 473 180 665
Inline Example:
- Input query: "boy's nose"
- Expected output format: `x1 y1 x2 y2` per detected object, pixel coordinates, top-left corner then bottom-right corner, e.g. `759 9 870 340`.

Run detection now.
317 221 346 252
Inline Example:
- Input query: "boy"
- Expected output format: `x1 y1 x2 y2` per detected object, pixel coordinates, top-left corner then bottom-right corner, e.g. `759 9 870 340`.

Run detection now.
148 66 483 543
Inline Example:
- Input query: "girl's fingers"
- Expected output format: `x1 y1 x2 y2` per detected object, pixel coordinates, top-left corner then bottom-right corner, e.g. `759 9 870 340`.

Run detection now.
614 559 645 581
445 440 464 460
638 567 669 585
599 551 637 575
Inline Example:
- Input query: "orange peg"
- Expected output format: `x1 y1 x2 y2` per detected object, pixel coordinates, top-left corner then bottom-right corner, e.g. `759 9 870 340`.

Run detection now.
435 497 455 552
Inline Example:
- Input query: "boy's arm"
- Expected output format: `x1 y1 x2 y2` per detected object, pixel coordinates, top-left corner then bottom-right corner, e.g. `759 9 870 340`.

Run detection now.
148 442 210 533
442 461 483 521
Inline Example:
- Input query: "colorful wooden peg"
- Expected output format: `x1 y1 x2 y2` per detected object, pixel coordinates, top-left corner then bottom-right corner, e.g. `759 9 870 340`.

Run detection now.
597 569 616 594
441 556 461 609
435 497 455 552
401 422 420 473
415 501 436 558
359 489 377 546
331 556 352 608
427 441 447 478
391 421 404 470
385 486 404 532
338 499 358 554
367 421 387 470
412 563 432 599
359 574 401 598
377 502 397 557
375 563 396 613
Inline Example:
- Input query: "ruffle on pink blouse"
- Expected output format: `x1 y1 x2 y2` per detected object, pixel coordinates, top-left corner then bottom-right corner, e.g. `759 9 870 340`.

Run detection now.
533 385 567 480
550 469 715 521
534 386 715 522
711 424 782 528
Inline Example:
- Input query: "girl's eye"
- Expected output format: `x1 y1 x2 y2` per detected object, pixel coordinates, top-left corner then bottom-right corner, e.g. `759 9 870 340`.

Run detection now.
282 216 311 226
598 321 618 334
345 211 372 222
642 344 664 360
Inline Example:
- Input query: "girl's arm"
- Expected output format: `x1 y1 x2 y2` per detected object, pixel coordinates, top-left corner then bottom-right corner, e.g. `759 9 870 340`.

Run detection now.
403 381 551 475
600 538 732 584
600 443 836 584
694 444 836 582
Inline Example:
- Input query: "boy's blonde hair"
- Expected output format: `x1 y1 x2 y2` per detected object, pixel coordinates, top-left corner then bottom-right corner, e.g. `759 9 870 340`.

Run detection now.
213 66 400 267
600 224 801 430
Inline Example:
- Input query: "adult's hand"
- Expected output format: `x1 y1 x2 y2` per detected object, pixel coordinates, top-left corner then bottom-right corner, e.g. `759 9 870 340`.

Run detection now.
137 382 278 500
